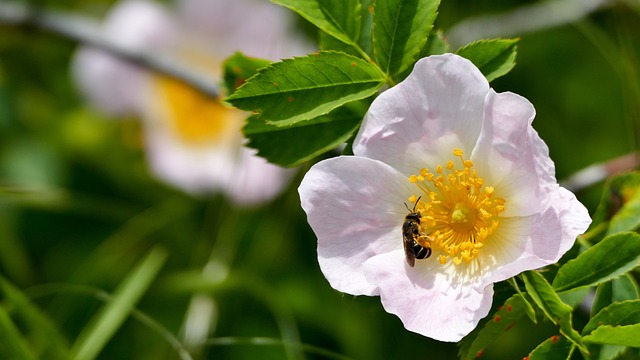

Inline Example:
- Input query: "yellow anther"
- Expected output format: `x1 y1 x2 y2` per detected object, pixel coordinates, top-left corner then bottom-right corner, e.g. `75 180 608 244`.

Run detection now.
406 148 506 267
447 160 454 170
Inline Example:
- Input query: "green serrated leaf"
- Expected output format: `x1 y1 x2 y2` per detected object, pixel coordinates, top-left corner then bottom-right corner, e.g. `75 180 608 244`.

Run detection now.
319 31 361 57
558 287 591 309
70 247 167 360
527 335 574 360
394 29 451 83
522 271 587 355
222 52 272 94
507 278 537 324
583 300 640 336
318 0 373 56
584 323 640 347
243 106 362 167
552 232 640 292
455 38 519 82
372 0 439 78
592 274 640 317
457 294 529 360
271 0 361 48
227 51 384 126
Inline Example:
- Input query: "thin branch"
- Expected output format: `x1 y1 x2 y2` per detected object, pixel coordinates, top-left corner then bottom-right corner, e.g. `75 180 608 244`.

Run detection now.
560 152 640 192
0 1 219 98
447 0 613 48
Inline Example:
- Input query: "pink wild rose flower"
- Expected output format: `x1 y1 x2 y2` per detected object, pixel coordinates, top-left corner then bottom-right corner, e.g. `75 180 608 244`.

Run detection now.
298 53 591 342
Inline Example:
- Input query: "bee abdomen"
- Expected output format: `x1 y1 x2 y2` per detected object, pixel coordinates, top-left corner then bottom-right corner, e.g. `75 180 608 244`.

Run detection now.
412 241 432 259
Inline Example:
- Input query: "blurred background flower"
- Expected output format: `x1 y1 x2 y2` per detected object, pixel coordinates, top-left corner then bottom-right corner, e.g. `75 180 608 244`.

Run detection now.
72 0 313 205
0 0 638 359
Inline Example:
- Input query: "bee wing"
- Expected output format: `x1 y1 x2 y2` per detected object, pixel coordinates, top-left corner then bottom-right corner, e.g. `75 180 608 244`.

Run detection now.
402 228 416 267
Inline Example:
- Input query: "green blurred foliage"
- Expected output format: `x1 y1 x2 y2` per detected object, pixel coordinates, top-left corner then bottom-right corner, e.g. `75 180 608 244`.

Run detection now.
0 0 639 359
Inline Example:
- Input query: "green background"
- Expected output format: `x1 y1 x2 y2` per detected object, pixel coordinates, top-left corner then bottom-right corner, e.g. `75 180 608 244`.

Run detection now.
0 0 639 359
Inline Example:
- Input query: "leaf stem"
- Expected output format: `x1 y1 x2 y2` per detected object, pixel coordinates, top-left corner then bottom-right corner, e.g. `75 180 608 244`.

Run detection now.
350 42 396 87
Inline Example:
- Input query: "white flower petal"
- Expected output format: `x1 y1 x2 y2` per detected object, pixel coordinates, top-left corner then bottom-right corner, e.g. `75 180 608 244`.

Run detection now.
177 0 313 60
143 123 233 194
363 250 493 342
480 186 591 286
71 0 175 116
299 156 415 296
101 0 176 51
223 147 294 206
472 90 556 217
71 48 146 116
354 54 489 175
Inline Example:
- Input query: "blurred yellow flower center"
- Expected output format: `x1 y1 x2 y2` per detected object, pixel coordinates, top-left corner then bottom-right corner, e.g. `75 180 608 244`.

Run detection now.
408 148 505 266
155 76 237 144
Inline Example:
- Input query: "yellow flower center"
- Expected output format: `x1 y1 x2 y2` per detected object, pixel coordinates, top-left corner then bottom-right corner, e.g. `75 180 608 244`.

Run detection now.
154 75 240 145
407 148 505 266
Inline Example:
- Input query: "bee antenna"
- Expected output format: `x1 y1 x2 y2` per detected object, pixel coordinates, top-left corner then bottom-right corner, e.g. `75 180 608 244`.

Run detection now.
413 196 422 212
405 196 423 213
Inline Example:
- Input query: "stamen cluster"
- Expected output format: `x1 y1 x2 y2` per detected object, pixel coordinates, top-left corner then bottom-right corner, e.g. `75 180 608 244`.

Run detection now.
408 149 505 265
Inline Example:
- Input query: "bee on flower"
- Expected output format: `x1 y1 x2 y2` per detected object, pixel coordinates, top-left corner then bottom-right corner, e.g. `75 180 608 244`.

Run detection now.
298 54 591 341
72 0 313 206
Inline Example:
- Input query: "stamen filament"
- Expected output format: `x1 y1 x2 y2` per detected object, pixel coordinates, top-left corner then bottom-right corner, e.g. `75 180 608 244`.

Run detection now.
407 149 505 266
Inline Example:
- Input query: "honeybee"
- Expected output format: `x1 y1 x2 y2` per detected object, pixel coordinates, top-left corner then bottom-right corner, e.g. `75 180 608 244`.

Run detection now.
403 197 432 267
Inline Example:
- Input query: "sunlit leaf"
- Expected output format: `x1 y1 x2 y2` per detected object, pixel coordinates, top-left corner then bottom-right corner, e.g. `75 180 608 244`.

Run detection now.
318 0 373 56
394 29 451 82
271 0 361 48
527 335 574 360
243 106 363 167
455 38 519 82
522 271 587 355
227 51 385 126
504 278 538 324
584 324 640 347
372 0 439 78
583 300 640 336
457 294 529 360
552 232 640 292
591 274 640 317
70 247 167 360
222 52 271 93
